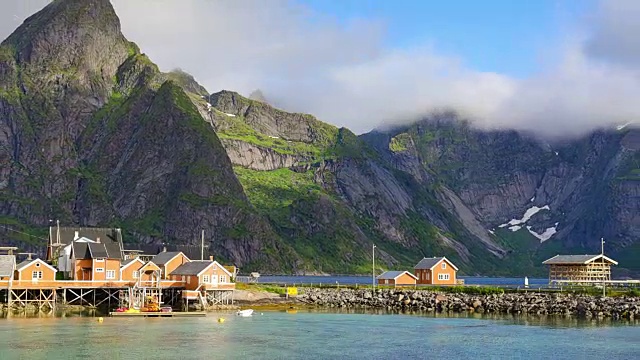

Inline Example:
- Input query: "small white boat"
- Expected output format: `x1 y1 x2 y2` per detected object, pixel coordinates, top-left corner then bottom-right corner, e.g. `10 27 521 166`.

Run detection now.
236 309 254 317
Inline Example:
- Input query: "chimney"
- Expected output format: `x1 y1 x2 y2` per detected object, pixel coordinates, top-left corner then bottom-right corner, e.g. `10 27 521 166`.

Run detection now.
163 246 167 253
74 231 79 240
209 255 213 261
96 237 101 243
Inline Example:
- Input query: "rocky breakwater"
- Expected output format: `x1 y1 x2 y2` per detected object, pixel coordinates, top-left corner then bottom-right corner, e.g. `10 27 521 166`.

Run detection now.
299 288 640 320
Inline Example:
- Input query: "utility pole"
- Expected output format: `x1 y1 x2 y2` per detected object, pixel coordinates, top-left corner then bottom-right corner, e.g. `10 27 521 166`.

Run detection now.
372 244 376 289
601 237 606 297
201 230 205 261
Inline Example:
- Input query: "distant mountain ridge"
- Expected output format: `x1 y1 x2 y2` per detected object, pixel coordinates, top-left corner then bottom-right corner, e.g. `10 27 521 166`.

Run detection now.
1 0 638 276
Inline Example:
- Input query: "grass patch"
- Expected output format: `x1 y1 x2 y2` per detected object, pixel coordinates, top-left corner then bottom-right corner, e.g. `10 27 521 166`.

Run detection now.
389 133 411 152
233 166 323 212
235 283 294 295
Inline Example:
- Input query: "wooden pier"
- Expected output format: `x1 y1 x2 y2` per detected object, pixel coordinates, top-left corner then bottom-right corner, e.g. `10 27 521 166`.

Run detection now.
1 280 233 312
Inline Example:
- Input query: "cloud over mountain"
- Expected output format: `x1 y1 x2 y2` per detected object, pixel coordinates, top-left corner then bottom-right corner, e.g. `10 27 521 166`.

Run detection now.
1 0 638 137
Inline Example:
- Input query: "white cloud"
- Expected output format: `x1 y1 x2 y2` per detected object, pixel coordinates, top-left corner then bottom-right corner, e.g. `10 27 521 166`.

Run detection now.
1 0 639 137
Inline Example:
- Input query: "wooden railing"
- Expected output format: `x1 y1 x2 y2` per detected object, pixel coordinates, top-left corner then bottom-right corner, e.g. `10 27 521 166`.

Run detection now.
0 279 232 290
201 283 236 290
0 279 188 290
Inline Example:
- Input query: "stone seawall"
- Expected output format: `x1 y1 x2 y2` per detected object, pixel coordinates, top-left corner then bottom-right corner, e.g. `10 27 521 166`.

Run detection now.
299 288 640 320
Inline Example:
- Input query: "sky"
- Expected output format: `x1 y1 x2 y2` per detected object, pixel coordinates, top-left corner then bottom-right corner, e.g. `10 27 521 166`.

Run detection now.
0 0 639 138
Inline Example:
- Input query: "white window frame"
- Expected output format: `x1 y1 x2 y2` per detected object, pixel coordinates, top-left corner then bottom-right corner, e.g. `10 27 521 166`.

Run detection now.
426 272 430 280
438 274 450 280
32 271 43 280
441 262 446 269
132 270 139 279
220 275 227 283
35 263 41 267
106 270 116 280
96 268 104 273
203 275 210 283
187 276 191 284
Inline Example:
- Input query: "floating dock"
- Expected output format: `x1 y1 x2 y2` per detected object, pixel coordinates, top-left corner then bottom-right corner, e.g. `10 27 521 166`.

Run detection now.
109 311 207 318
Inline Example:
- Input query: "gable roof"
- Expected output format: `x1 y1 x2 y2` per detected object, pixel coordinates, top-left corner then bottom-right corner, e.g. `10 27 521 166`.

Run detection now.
121 258 144 269
169 260 232 277
16 258 57 273
414 257 459 271
0 255 16 277
170 261 213 276
72 242 92 260
151 251 188 266
53 227 124 260
377 270 418 280
542 254 618 265
140 261 162 272
72 240 121 260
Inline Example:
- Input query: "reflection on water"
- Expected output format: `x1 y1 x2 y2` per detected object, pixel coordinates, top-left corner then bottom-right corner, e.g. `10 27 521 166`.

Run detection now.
3 307 638 328
0 310 638 359
1 308 100 318
301 307 640 327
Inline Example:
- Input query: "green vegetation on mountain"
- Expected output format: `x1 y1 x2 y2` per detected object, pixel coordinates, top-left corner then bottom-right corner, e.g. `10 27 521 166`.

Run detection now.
389 133 411 152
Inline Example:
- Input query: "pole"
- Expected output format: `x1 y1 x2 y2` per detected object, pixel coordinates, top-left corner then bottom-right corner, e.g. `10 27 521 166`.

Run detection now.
601 238 606 297
201 230 204 261
372 244 376 289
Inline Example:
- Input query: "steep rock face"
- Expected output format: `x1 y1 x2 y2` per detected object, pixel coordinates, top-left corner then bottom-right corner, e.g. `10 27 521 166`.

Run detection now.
0 0 298 271
1 0 131 225
364 116 640 275
78 80 293 269
221 139 311 171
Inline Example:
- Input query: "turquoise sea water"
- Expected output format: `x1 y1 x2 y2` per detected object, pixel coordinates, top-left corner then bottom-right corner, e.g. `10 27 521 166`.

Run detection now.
0 311 638 359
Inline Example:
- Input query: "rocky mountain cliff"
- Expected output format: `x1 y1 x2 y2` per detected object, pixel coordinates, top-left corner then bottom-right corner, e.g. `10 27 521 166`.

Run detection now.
1 0 638 276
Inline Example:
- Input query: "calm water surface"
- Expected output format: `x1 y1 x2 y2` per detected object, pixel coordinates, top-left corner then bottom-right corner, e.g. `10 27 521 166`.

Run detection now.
257 275 549 287
0 311 638 359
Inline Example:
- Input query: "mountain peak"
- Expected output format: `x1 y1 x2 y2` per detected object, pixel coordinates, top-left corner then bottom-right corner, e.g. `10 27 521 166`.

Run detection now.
2 0 129 71
249 89 269 104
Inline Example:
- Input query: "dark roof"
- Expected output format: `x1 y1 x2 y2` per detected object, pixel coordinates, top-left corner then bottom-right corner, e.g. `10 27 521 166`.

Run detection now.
72 242 91 259
377 271 417 280
0 255 16 276
414 257 445 270
121 258 141 268
54 227 124 260
170 261 213 276
125 244 209 261
543 254 618 265
151 251 185 266
16 260 31 270
73 241 120 260
88 243 109 258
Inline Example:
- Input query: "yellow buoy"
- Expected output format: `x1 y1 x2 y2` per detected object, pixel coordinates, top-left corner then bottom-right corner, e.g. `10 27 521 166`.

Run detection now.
217 318 225 323
97 317 104 323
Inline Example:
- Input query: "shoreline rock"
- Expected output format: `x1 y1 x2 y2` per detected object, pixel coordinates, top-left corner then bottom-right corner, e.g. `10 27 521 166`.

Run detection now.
299 288 640 320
